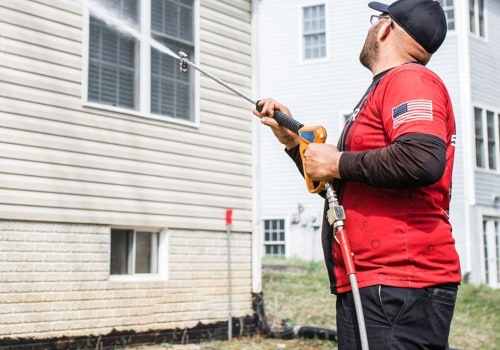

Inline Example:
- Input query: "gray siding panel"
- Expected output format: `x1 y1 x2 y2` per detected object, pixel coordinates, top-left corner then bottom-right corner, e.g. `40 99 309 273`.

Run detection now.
475 171 500 206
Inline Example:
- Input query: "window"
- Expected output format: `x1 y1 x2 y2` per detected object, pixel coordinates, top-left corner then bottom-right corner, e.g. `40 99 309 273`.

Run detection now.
475 107 485 168
110 229 160 275
302 4 326 60
474 107 500 171
150 0 194 119
486 111 497 170
88 0 138 109
482 220 489 284
87 0 195 122
469 0 485 37
438 0 455 30
264 219 286 256
482 217 500 287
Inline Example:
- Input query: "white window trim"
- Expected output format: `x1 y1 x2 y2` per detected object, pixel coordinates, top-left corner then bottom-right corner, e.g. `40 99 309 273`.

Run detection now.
109 227 169 282
438 0 456 31
298 1 329 64
474 105 500 174
478 210 500 289
81 0 201 128
469 0 487 40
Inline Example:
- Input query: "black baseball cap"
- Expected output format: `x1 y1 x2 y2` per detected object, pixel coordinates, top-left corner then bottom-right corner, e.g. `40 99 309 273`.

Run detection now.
368 0 447 54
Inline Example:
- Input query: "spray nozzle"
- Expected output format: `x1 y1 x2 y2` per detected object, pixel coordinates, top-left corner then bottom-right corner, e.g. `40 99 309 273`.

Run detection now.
179 51 189 73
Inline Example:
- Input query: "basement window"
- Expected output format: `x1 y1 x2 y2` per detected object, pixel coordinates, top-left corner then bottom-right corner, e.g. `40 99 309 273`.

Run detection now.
110 228 167 278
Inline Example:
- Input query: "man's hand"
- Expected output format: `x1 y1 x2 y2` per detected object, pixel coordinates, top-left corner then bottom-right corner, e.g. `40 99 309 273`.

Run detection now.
303 143 342 181
253 98 300 150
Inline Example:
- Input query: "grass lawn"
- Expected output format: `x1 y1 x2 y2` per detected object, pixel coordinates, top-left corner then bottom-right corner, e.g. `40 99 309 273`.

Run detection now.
198 258 499 350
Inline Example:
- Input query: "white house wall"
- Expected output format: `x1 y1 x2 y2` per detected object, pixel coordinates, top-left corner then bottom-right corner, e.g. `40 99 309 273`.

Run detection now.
0 0 255 340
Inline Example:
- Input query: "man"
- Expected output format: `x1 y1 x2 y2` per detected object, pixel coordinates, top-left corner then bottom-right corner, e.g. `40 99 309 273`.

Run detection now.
253 0 461 349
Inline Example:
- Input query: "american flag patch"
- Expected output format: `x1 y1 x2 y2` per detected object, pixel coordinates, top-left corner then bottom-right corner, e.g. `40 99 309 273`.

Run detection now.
392 100 433 127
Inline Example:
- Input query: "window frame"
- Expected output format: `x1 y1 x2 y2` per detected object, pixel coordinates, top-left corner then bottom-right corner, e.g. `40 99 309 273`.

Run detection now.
109 227 169 281
480 215 500 288
263 218 288 257
474 106 500 173
299 1 328 63
437 0 455 31
469 0 486 38
82 0 200 128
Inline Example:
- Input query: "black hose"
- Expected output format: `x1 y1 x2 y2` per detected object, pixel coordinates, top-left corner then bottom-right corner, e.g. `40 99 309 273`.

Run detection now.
252 293 337 342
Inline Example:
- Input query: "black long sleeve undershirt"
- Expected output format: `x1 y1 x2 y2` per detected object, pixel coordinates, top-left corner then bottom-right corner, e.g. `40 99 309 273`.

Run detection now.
339 133 447 189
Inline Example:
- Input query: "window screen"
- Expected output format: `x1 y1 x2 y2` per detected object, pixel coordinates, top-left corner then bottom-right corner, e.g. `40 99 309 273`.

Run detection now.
151 0 194 119
88 0 139 109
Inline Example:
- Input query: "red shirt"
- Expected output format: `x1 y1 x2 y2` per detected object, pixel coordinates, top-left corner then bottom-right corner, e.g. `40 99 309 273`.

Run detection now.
333 63 461 293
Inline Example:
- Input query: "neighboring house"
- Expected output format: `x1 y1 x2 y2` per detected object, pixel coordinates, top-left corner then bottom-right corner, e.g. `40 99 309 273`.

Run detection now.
0 0 258 344
255 0 500 288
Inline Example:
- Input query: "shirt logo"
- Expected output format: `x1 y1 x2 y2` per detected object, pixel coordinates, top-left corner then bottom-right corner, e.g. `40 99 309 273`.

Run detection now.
451 134 457 147
392 100 433 128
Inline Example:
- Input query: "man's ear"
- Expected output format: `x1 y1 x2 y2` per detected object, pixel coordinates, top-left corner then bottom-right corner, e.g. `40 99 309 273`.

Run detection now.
377 20 392 41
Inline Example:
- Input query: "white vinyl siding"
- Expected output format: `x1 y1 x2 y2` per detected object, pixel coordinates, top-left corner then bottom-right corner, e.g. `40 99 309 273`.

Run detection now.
0 0 253 231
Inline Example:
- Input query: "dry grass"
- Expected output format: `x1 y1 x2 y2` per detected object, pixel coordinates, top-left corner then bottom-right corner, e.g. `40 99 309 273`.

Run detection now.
135 258 499 350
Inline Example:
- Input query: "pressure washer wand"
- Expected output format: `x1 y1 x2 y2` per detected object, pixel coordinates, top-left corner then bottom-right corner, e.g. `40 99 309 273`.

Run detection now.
178 52 305 134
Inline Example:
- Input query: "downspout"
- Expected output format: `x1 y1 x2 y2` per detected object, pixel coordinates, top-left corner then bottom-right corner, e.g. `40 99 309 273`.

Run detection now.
455 0 474 278
251 0 262 294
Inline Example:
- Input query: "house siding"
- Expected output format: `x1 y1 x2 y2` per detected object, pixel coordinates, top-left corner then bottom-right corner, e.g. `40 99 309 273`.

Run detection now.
0 0 253 230
0 0 254 341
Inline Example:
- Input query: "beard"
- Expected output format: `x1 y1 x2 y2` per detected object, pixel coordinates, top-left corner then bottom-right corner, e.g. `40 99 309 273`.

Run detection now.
359 26 379 70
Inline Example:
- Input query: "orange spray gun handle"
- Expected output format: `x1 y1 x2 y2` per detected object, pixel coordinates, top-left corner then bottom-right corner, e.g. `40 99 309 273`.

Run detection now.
298 126 328 193
255 100 328 193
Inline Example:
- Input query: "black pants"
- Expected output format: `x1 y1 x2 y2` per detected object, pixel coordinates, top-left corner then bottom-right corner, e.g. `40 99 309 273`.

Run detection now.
336 284 458 350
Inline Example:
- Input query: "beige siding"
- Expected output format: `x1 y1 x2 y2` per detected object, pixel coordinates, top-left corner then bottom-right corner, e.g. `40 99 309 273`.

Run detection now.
0 0 255 340
0 0 253 231
0 221 253 338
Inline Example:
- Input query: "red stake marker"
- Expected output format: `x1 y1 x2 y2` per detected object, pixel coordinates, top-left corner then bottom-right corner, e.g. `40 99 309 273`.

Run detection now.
226 209 233 225
226 208 233 340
